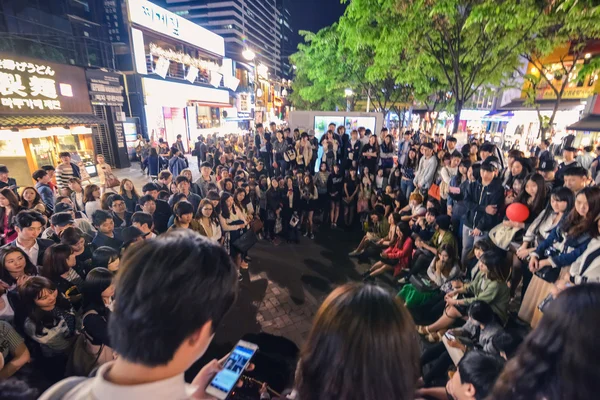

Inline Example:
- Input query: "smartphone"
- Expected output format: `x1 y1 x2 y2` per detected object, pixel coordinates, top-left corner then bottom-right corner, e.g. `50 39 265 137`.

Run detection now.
445 332 455 341
205 340 258 400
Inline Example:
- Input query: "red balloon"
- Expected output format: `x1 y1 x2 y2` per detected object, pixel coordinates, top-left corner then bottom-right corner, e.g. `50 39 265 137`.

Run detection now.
506 203 530 223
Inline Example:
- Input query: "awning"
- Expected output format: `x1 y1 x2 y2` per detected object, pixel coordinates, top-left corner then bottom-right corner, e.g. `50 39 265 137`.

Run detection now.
498 99 585 111
0 114 104 129
482 110 514 121
567 115 600 132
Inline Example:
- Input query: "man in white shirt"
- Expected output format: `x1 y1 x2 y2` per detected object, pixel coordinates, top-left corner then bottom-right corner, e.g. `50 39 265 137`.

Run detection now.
4 210 53 266
40 230 242 400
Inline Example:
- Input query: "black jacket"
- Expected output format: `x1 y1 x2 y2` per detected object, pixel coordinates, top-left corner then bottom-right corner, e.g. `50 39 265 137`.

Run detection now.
266 188 283 211
462 178 505 231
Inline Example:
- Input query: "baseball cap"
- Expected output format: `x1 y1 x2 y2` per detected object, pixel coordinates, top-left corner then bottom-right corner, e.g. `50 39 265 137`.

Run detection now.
54 202 73 214
537 159 556 172
51 212 75 227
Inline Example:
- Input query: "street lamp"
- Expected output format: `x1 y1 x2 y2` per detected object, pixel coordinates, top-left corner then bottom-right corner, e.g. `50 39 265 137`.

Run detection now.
344 88 353 97
243 48 256 61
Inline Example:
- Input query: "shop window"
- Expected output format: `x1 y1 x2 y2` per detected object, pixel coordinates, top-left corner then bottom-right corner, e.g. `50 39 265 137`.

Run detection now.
196 106 221 129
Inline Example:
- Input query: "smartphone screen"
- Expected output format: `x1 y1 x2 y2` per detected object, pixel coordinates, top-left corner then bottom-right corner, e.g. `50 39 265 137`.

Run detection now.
206 341 258 399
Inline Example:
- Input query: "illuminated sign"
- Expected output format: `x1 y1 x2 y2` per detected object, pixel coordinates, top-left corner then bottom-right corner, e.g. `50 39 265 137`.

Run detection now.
127 0 225 57
86 70 125 106
0 54 92 114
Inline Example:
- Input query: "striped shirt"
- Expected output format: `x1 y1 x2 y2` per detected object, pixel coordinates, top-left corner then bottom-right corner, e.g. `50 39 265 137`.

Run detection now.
55 163 75 189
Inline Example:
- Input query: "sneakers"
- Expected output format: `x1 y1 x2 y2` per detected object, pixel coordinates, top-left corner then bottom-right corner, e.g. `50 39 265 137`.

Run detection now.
309 233 315 240
303 231 309 237
397 277 407 285
348 250 364 257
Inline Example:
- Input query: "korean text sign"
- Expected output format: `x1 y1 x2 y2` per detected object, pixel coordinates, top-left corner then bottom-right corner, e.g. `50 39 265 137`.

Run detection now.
0 53 93 115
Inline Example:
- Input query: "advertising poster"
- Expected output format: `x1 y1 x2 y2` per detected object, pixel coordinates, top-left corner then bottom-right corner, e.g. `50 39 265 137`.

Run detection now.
314 116 344 139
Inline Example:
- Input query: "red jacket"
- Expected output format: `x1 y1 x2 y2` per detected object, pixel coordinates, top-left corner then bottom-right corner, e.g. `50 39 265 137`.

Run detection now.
384 237 414 276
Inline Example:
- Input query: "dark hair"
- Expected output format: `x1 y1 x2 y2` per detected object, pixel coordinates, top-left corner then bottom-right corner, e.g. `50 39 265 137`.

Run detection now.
174 200 194 219
563 186 600 237
14 210 45 229
40 244 73 281
0 246 37 286
108 230 237 365
132 212 153 229
92 210 112 228
563 165 588 178
0 378 38 399
19 276 72 336
491 332 521 359
175 175 190 185
0 188 20 218
480 250 508 282
515 173 547 217
219 192 234 219
58 151 71 158
92 246 119 269
390 212 401 226
468 300 495 325
82 267 113 315
436 243 457 276
490 284 600 400
158 170 172 181
19 187 43 210
296 283 419 400
107 194 125 208
83 184 100 203
138 194 155 207
426 207 439 218
59 227 85 247
31 169 47 181
119 178 140 199
458 351 505 400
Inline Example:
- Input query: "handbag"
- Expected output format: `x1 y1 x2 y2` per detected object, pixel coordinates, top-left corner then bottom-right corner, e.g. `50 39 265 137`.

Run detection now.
535 266 561 283
427 183 441 201
409 275 437 292
232 229 258 253
489 224 521 250
66 311 115 376
105 172 120 188
250 218 264 233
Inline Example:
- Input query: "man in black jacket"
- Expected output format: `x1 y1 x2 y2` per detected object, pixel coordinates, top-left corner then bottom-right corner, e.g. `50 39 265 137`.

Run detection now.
137 183 170 233
460 161 504 264
4 210 53 267
254 123 272 176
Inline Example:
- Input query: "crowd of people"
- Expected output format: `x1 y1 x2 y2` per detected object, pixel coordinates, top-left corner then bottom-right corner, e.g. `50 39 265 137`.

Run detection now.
0 121 598 399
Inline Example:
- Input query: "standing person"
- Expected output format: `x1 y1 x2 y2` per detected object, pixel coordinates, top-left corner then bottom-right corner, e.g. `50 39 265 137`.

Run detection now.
343 168 360 227
194 135 207 165
83 184 102 219
414 142 438 196
33 169 55 213
308 130 319 173
265 179 283 243
380 134 395 175
360 135 380 175
295 132 313 171
119 179 140 214
219 192 249 273
295 283 419 400
55 152 81 196
168 148 187 177
327 164 343 228
255 124 272 176
314 162 330 221
554 146 579 188
345 129 361 171
133 135 145 172
174 134 186 154
68 178 86 214
401 148 418 200
282 176 300 243
272 130 288 176
0 165 17 194
460 161 504 264
320 130 339 172
300 175 318 239
40 230 239 400
440 151 461 205
397 131 413 166
0 188 21 246
142 148 164 180
96 155 117 194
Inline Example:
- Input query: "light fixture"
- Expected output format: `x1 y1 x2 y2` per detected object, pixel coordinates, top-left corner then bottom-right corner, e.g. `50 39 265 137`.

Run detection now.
282 88 288 96
344 88 353 97
257 64 269 78
531 67 538 74
256 88 264 98
585 53 592 59
242 48 256 61
292 65 297 70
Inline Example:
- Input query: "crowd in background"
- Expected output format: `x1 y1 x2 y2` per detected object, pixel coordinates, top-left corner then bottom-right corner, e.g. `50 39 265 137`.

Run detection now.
0 121 598 399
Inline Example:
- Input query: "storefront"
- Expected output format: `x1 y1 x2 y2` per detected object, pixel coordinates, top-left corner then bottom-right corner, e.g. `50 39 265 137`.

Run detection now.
121 0 235 149
0 54 100 184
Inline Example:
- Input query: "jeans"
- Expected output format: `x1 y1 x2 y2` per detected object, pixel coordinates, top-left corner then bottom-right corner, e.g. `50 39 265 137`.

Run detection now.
401 179 415 201
461 225 488 265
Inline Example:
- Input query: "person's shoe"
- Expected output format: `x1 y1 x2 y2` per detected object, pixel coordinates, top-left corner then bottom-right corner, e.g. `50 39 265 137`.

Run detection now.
332 223 337 229
258 233 263 240
397 277 408 285
303 231 309 237
238 272 243 281
348 250 363 257
309 233 315 240
245 255 252 262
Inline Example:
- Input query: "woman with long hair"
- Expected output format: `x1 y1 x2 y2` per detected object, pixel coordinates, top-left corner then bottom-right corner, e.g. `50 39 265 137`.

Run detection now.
196 198 222 243
511 173 547 224
272 130 288 175
60 226 93 271
417 249 510 342
0 246 37 290
282 176 301 243
119 178 140 213
0 188 21 245
219 192 248 273
489 284 600 400
83 184 102 217
380 134 395 174
320 130 339 171
20 277 76 370
20 186 46 215
505 157 532 197
143 147 165 179
362 215 411 280
343 168 360 227
91 246 120 273
40 243 85 306
447 158 471 246
314 162 330 222
327 164 343 228
521 186 600 328
265 179 282 243
295 283 419 400
300 174 318 239
400 148 418 200
96 154 117 194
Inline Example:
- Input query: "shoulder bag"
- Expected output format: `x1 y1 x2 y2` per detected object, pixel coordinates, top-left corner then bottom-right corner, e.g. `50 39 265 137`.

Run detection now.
232 229 258 253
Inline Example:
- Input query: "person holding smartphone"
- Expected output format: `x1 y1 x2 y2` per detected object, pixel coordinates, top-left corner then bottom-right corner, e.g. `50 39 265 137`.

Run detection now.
40 230 248 399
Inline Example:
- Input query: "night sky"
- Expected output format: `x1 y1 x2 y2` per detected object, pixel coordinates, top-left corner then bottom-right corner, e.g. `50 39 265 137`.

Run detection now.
288 0 347 51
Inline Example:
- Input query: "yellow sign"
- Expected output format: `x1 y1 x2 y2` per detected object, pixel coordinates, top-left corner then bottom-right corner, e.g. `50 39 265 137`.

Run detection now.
536 86 595 100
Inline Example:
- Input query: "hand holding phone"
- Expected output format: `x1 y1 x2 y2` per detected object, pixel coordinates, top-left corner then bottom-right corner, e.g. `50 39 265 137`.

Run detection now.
204 340 258 399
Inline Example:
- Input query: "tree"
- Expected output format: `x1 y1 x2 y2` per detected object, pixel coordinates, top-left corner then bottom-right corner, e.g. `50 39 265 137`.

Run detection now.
519 0 600 140
340 0 541 134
